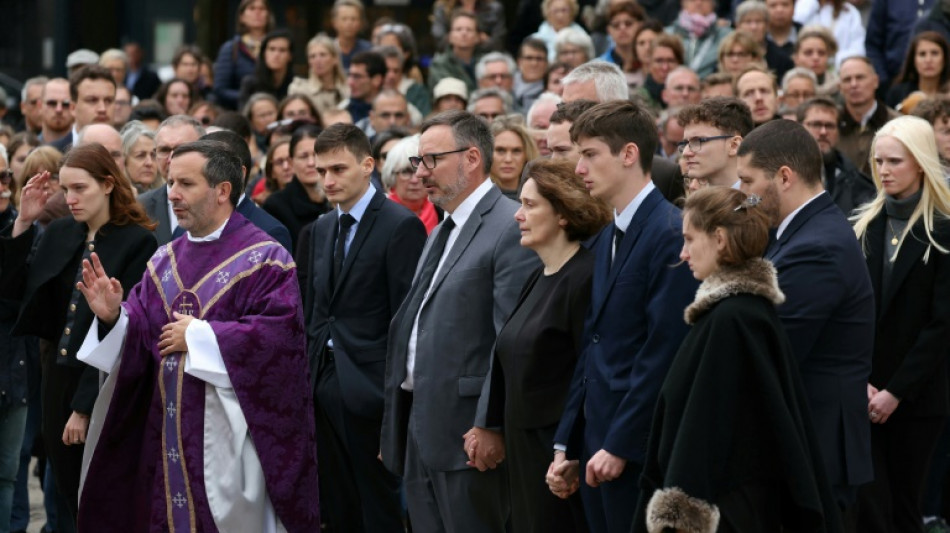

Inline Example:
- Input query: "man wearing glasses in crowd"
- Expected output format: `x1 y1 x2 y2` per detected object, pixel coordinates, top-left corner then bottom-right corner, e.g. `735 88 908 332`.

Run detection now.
39 78 73 146
677 97 754 193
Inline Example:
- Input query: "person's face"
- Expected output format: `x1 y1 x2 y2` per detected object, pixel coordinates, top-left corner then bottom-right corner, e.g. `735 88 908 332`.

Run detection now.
435 95 467 112
42 81 74 131
562 80 599 103
546 0 574 30
874 135 923 200
249 99 278 134
60 165 112 227
518 46 549 82
332 5 362 39
103 59 126 86
347 64 380 101
281 98 314 121
270 143 294 186
264 38 291 71
529 101 557 157
155 124 202 178
680 215 721 280
377 138 401 171
415 124 475 212
370 94 410 133
794 37 829 76
802 107 839 154
21 84 45 130
292 136 319 186
175 53 201 83
126 135 157 187
737 71 778 124
240 0 269 33
737 154 782 226
449 16 478 51
190 104 215 127
575 135 630 207
608 13 639 47
781 76 816 110
663 70 701 107
649 46 678 83
473 96 505 122
661 117 685 158
557 45 588 69
547 120 579 164
492 130 527 186
515 178 566 250
723 44 755 75
635 29 657 65
681 121 735 185
315 147 372 212
935 117 950 161
391 156 426 204
308 44 335 78
682 0 715 16
384 56 403 90
479 61 514 91
915 39 945 80
72 79 116 129
11 143 34 183
164 82 191 116
168 152 228 237
737 13 767 43
702 82 734 99
0 163 9 213
113 87 132 127
766 0 793 29
838 59 879 108
546 67 568 95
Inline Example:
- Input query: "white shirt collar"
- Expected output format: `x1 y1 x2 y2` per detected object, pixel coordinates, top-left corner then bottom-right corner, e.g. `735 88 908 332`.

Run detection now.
776 191 824 239
860 101 878 128
337 183 376 222
445 179 494 230
187 217 230 242
614 181 656 232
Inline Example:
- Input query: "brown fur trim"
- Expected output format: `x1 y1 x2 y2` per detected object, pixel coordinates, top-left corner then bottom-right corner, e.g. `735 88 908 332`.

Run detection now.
684 258 785 324
645 487 721 533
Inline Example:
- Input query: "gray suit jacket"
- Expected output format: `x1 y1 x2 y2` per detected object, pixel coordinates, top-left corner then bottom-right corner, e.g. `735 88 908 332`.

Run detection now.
380 185 539 475
138 186 172 245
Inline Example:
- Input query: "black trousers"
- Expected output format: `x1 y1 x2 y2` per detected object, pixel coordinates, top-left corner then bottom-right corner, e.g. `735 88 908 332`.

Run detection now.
857 415 946 533
314 349 403 533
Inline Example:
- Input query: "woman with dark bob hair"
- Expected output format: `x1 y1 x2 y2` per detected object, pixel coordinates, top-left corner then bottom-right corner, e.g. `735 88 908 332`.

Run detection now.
474 159 611 533
0 144 157 529
631 187 841 532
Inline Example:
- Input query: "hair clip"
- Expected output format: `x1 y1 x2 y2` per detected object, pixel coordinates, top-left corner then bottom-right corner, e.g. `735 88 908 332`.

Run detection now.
734 194 761 211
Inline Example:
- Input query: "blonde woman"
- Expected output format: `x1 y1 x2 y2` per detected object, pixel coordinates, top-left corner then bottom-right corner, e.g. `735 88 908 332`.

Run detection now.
490 115 539 200
717 31 766 77
852 115 950 532
288 34 349 115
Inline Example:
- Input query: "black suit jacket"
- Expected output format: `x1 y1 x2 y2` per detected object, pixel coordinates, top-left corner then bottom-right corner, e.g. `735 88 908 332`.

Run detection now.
304 190 426 419
262 177 329 253
47 133 72 154
138 185 172 245
237 197 292 251
651 157 685 206
127 68 162 101
865 214 950 418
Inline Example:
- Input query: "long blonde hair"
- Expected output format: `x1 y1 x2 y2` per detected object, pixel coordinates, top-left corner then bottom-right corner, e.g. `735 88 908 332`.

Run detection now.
852 115 950 260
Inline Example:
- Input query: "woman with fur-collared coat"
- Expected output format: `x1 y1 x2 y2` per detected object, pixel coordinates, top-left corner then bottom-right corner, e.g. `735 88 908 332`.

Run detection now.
633 188 840 533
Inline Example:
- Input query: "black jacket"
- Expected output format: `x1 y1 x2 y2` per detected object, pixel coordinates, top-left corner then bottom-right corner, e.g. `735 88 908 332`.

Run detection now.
262 177 330 253
824 148 877 216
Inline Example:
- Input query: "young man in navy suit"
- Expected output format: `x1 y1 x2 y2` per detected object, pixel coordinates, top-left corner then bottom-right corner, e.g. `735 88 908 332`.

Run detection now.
549 100 697 533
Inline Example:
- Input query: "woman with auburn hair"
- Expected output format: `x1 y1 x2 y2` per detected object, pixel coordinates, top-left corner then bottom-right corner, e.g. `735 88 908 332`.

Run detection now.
0 144 156 529
490 115 540 200
852 115 950 532
633 187 840 532
476 158 611 533
886 32 950 111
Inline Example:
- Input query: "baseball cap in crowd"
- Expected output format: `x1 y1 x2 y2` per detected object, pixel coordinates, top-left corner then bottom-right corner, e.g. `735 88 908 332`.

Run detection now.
433 78 468 104
67 49 100 70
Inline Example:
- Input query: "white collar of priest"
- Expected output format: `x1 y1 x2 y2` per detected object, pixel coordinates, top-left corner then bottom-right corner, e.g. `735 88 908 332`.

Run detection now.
187 217 230 242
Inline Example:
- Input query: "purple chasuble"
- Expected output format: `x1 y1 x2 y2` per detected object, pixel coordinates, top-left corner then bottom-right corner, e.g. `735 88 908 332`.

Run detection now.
78 213 319 532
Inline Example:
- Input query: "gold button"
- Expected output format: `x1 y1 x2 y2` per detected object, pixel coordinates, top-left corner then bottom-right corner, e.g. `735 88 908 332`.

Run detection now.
64 328 71 335
87 243 95 251
70 304 77 311
60 349 67 356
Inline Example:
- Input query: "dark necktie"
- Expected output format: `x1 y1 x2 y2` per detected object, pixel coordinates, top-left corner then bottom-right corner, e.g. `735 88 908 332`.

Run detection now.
400 216 456 323
612 224 625 266
333 213 356 285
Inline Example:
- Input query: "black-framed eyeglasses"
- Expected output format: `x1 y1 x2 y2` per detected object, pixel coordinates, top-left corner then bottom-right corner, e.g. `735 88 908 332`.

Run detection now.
409 147 471 170
677 135 734 154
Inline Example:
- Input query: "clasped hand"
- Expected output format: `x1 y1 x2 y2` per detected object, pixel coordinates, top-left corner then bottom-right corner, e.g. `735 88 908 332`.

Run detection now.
462 427 505 471
159 312 193 357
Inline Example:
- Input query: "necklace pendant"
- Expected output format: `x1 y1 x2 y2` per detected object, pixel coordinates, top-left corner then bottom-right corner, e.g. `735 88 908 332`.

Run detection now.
891 236 899 246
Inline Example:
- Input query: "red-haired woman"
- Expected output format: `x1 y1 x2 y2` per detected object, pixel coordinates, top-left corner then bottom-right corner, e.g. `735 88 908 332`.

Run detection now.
0 144 157 528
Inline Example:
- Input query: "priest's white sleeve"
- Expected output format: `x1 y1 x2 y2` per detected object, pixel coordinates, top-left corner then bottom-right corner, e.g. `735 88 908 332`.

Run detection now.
184 319 233 389
77 309 129 373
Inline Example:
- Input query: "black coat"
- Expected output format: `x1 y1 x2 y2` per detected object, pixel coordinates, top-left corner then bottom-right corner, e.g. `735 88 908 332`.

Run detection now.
824 149 877 216
262 177 330 253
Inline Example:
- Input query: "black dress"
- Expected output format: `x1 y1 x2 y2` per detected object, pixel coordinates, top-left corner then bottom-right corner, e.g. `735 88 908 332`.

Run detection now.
482 247 593 533
262 176 329 253
0 218 156 525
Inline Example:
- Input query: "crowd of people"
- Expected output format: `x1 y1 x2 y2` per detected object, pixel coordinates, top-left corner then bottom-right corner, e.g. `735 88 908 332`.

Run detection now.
2 0 950 531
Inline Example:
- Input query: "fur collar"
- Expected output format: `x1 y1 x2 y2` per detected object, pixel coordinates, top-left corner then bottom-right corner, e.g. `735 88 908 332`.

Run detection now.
684 258 785 325
646 487 720 533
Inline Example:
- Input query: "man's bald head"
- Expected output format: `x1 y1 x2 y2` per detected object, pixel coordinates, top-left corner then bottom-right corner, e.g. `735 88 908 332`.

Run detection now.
78 123 124 169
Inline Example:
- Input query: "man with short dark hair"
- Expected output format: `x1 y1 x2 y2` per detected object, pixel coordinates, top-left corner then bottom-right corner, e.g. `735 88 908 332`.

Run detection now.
363 89 411 140
515 38 548 111
551 100 697 533
547 99 597 164
343 51 386 124
798 97 876 215
428 11 482 93
75 139 319 532
381 110 537 532
53 65 117 152
306 123 426 532
19 76 48 134
678 97 755 191
838 56 899 176
738 119 875 526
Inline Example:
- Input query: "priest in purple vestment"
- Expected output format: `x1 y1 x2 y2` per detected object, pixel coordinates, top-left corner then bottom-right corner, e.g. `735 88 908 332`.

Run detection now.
73 139 320 532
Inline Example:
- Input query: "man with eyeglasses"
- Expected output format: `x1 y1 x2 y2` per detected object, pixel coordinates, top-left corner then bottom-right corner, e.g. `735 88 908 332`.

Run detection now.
362 89 411 141
678 97 754 193
381 110 537 533
798 96 875 215
39 78 73 147
660 66 701 108
467 88 511 123
139 115 206 244
514 38 548 111
19 76 48 134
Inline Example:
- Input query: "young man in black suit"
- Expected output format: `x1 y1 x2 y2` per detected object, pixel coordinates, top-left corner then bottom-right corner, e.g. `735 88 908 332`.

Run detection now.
304 123 427 532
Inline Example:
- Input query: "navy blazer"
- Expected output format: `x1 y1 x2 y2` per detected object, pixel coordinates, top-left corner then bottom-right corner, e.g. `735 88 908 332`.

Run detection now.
237 197 292 251
554 187 697 464
766 192 875 489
